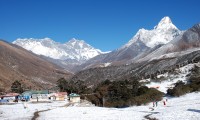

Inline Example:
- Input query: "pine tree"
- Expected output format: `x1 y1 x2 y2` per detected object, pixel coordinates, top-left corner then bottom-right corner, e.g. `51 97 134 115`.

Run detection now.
11 80 24 93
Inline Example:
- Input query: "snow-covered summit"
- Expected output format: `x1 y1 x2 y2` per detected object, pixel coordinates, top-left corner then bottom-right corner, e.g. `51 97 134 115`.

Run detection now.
154 16 177 30
65 38 96 50
123 16 182 48
13 38 103 62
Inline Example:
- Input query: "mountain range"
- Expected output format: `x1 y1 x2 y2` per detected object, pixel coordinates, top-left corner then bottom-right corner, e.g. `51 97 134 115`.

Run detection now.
12 16 184 72
77 16 184 70
1 16 200 90
13 38 104 63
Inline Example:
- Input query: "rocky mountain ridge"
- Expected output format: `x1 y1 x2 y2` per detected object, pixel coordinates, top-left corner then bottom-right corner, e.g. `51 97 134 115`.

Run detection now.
13 38 104 64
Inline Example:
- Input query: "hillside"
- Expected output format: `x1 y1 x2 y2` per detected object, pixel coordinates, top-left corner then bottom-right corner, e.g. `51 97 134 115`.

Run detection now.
70 49 200 88
0 40 72 91
69 23 200 86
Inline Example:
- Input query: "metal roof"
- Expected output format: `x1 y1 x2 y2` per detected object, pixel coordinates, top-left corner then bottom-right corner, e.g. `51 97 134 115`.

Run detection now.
69 93 80 97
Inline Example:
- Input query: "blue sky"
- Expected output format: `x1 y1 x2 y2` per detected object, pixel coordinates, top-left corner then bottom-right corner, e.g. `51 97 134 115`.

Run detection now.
0 0 199 51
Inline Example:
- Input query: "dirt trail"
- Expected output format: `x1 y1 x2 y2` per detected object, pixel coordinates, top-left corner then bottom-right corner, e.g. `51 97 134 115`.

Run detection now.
31 102 72 120
31 109 50 120
144 113 158 120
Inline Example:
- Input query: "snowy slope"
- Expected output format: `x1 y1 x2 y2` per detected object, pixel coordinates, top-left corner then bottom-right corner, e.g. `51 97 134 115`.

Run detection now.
151 92 200 120
145 63 195 93
39 92 200 120
13 38 103 62
0 101 67 120
1 92 199 120
122 16 182 49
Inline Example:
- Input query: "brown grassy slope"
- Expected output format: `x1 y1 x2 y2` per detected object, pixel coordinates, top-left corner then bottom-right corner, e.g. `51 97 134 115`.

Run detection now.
0 40 73 91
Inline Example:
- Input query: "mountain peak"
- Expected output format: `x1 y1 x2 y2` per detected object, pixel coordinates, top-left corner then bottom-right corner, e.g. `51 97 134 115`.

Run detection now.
42 37 53 41
159 16 172 24
122 16 182 49
68 38 85 43
154 16 177 30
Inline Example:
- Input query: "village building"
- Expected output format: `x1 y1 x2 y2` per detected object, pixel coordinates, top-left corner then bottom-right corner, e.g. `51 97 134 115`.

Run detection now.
0 93 19 103
22 90 49 102
69 93 80 103
49 92 68 101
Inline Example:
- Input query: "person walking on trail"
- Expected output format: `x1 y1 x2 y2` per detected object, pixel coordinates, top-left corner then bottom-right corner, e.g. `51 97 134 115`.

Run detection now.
155 101 158 107
163 100 166 106
23 102 28 109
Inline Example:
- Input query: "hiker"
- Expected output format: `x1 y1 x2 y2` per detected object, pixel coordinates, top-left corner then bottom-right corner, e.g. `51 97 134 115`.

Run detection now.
155 101 158 107
163 100 166 106
23 102 28 109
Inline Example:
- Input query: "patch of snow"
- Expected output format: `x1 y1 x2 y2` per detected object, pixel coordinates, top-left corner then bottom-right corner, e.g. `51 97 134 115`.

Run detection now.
140 78 150 83
145 64 195 93
104 62 111 67
157 73 168 79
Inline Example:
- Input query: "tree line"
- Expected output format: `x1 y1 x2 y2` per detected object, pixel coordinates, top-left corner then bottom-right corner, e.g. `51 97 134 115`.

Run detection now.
56 77 164 107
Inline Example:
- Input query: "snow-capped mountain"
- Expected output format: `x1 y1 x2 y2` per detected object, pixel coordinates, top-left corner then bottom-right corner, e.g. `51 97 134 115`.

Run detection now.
137 23 200 62
13 38 103 63
122 16 182 49
79 16 183 70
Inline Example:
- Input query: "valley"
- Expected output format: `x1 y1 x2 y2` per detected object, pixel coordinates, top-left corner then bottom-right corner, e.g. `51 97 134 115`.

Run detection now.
0 16 200 120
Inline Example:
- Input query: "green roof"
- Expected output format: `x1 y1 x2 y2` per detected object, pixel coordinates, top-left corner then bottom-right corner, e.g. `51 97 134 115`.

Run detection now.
69 93 80 97
22 90 49 96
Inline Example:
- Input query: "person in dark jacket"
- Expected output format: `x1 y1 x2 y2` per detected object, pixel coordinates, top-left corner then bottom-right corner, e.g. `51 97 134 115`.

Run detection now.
155 101 158 107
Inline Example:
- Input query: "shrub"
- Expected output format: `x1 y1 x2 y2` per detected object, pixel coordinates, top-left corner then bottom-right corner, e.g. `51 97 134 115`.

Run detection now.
83 79 163 107
85 94 102 106
167 65 200 97
104 99 127 108
137 86 149 96
167 83 192 97
11 80 24 93
131 88 163 106
106 83 163 107
190 82 200 91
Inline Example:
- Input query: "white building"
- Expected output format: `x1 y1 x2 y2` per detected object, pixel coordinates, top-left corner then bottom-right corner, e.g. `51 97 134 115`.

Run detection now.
69 93 80 103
